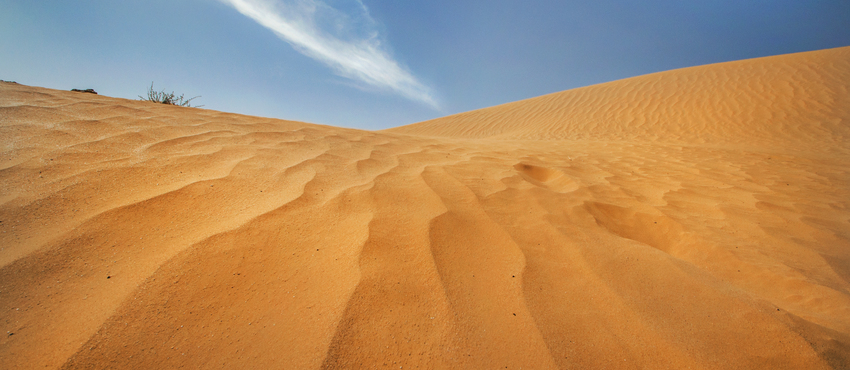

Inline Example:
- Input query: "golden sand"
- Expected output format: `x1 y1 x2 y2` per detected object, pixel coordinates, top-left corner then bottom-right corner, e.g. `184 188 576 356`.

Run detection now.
1 46 849 369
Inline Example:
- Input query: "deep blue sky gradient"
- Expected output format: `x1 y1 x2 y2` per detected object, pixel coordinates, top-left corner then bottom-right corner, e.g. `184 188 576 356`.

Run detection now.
2 0 849 129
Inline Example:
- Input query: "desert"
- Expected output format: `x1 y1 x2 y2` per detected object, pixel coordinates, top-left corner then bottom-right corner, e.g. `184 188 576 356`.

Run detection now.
1 46 849 369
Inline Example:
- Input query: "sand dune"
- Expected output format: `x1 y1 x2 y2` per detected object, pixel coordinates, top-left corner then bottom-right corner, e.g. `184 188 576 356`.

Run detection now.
389 46 850 147
2 46 849 369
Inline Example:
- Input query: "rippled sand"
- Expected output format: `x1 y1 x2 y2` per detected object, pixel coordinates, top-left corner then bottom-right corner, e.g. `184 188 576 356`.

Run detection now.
2 46 849 369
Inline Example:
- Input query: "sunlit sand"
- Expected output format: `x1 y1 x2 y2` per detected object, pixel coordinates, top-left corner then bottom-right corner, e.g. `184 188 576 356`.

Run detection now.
1 46 849 369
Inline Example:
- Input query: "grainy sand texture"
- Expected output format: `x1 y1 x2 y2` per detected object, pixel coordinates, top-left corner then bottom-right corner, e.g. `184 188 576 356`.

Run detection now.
1 46 849 369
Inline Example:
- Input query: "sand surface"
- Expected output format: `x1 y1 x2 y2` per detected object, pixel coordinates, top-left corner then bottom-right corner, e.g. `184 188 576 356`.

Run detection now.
1 46 849 369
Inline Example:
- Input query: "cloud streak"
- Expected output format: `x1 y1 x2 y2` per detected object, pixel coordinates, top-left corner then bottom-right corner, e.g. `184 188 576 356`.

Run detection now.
221 0 438 108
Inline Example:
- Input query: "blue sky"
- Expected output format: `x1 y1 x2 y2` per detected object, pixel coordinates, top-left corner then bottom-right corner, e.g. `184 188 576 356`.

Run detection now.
2 0 849 130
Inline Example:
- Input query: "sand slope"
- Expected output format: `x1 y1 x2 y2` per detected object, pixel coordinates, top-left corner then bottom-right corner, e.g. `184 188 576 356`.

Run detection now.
2 46 850 369
389 46 850 147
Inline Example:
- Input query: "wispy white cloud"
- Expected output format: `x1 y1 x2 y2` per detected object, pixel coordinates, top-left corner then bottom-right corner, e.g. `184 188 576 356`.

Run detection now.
220 0 439 108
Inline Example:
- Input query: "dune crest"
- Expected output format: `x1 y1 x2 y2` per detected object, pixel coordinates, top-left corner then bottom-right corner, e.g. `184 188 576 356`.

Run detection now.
2 46 850 369
389 46 850 147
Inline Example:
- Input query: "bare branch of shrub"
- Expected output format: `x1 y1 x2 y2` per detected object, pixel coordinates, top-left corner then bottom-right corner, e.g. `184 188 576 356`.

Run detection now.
139 82 203 108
